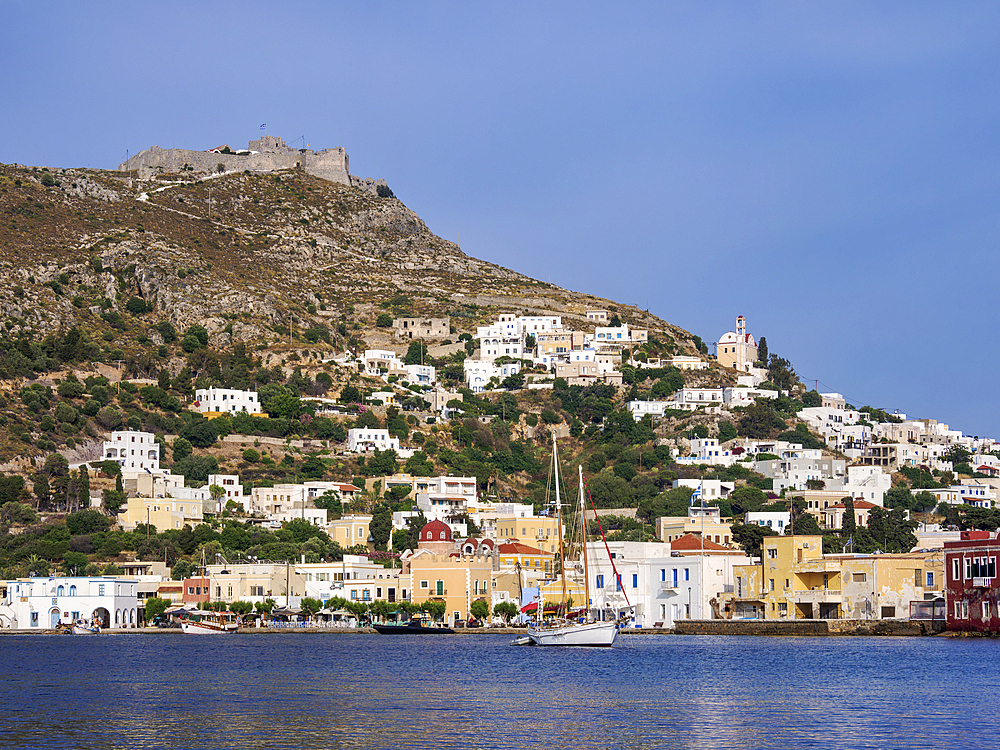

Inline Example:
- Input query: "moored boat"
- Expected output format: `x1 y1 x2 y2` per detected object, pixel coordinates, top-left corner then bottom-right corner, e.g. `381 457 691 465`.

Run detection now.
373 615 454 634
527 440 621 647
180 610 239 634
72 620 101 635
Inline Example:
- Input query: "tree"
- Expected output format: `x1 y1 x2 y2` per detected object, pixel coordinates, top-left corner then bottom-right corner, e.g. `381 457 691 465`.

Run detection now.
66 508 111 535
730 523 778 558
767 354 797 392
421 600 447 622
300 597 323 617
728 485 767 516
738 401 786 439
802 390 822 407
179 419 217 448
144 597 170 623
493 600 519 624
230 601 254 616
717 421 738 443
470 599 490 622
370 502 392 550
172 437 193 462
171 559 196 581
501 371 525 391
376 313 393 327
339 384 362 403
404 341 428 365
841 497 857 533
756 336 768 366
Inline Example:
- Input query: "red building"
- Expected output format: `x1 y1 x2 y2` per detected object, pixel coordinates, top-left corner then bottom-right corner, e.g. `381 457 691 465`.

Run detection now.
944 530 1000 633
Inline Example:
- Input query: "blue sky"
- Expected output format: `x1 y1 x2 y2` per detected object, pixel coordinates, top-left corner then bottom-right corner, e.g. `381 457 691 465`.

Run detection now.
4 3 1000 437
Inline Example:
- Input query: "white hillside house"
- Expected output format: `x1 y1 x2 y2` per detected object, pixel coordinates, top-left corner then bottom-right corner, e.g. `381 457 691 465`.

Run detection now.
194 387 262 415
101 431 160 472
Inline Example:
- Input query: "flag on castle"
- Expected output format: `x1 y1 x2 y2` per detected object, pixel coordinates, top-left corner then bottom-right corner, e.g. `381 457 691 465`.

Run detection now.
260 123 266 130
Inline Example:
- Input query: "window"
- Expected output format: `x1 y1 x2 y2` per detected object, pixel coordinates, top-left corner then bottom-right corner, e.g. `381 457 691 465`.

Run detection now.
962 601 969 619
376 587 382 598
660 569 666 582
953 559 960 580
363 589 371 602
57 585 64 596
596 575 605 589
965 558 972 579
769 579 775 592
767 548 777 559
436 580 444 596
351 590 358 600
926 572 934 588
672 569 678 587
684 568 690 581
69 585 76 596
216 586 221 598
250 586 264 597
983 602 991 620
632 574 638 589
955 602 962 619
852 573 867 582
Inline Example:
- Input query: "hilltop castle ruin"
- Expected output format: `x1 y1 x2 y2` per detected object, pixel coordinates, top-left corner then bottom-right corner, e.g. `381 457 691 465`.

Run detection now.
118 135 351 184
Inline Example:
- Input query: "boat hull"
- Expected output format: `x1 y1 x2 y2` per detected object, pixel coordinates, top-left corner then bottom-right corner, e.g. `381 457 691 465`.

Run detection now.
528 620 618 647
181 620 239 634
373 624 455 634
72 624 100 635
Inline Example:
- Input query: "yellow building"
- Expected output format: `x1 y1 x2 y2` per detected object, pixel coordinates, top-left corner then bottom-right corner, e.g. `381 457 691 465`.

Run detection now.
535 330 581 355
729 535 944 620
497 542 555 576
494 516 562 553
407 551 493 626
656 507 734 547
327 515 374 551
118 494 203 532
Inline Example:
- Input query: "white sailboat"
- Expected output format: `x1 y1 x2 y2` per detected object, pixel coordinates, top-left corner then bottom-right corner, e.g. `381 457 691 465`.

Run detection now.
528 437 618 647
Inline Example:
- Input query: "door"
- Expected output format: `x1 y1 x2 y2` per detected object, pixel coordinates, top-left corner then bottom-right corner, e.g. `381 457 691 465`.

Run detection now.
50 608 61 629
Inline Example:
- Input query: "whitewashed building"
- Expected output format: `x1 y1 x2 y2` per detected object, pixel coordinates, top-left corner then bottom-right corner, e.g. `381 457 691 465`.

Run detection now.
586 540 750 629
101 430 160 472
0 576 139 630
194 387 262 415
347 428 400 453
464 359 521 393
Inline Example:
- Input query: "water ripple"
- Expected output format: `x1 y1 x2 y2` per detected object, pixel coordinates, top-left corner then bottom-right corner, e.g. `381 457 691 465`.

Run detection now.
0 633 996 749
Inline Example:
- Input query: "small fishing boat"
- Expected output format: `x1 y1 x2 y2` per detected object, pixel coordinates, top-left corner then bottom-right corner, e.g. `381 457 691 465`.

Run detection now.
72 619 101 635
180 610 239 634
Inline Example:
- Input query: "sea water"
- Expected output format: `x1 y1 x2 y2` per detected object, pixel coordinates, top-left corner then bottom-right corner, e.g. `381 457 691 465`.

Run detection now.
0 632 995 749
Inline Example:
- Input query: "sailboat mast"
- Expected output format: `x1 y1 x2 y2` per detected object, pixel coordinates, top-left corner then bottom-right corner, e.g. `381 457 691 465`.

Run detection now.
553 435 566 616
580 465 591 620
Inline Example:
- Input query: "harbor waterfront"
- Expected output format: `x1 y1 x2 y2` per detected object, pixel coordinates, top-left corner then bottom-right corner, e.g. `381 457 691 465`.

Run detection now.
0 633 996 749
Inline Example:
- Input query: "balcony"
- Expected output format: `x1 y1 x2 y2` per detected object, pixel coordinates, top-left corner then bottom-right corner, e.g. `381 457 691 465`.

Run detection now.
972 577 990 588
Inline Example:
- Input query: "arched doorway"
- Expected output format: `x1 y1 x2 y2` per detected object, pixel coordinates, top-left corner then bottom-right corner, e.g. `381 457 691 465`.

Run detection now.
92 607 110 628
49 608 61 629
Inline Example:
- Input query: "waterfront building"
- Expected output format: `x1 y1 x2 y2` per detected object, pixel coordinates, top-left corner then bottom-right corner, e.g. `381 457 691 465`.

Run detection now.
407 551 493 626
0 576 139 630
944 530 1000 634
728 535 943 621
586 538 750 629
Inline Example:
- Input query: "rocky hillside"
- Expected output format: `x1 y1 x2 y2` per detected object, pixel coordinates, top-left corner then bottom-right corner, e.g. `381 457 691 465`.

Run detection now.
0 162 699 356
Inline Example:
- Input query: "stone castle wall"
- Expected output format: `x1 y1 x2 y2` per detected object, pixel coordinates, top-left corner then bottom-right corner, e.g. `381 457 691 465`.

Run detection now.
118 135 350 185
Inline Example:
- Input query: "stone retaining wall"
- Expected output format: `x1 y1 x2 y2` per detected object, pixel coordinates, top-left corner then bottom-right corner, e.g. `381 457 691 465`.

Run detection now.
672 619 946 636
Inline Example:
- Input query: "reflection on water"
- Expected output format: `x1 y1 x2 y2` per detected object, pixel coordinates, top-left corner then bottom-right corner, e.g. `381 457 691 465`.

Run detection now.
0 633 996 749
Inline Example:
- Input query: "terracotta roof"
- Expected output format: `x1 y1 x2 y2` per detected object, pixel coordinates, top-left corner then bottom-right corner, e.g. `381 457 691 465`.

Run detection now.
498 542 547 555
670 533 729 551
829 500 877 510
